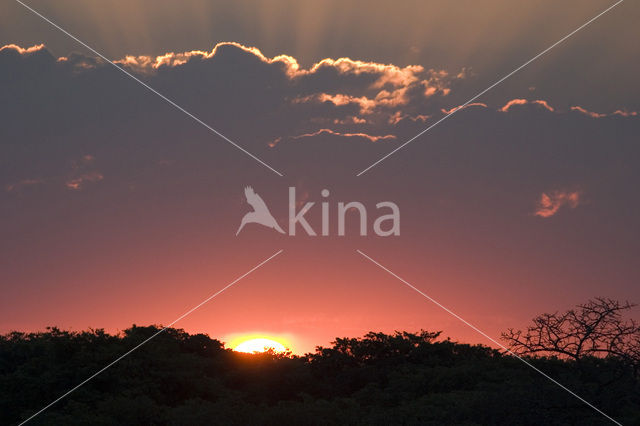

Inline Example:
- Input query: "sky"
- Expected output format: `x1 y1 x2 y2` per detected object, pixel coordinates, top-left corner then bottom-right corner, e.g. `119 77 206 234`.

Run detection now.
1 0 639 354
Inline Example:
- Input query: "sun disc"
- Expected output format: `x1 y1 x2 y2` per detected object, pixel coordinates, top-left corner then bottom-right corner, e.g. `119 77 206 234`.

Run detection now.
233 338 287 353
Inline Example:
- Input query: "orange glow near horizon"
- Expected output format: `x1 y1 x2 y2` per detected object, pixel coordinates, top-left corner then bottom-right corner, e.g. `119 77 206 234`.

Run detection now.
230 335 292 354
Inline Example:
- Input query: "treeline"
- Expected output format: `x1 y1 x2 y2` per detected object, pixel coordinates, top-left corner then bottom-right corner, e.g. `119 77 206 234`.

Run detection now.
1 327 639 425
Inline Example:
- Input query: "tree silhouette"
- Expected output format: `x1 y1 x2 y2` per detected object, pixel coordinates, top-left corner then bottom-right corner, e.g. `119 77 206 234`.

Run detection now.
502 297 640 373
2 319 639 424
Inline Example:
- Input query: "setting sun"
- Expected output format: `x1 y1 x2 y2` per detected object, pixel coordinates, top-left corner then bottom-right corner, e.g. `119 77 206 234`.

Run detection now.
233 337 288 353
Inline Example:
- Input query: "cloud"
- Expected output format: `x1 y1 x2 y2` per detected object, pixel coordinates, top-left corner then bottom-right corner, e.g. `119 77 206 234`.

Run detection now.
65 171 104 190
65 154 103 190
441 102 487 115
304 57 425 87
115 42 436 91
387 111 430 125
116 42 302 77
4 153 103 192
292 93 378 115
612 110 639 118
570 106 640 119
5 178 46 193
0 43 45 55
534 190 582 218
496 99 639 119
1 42 639 195
499 99 528 112
570 106 606 119
500 99 554 113
274 128 397 145
111 42 464 134
3 42 636 154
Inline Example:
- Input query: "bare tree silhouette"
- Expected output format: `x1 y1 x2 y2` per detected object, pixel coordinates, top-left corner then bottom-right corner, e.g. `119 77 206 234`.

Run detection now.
502 297 640 375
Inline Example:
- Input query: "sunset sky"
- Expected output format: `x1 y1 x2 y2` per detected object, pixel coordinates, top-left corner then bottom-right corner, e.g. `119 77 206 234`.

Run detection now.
1 0 639 354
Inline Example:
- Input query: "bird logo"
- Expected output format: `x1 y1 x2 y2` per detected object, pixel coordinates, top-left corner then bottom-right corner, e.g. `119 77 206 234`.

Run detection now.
236 186 285 236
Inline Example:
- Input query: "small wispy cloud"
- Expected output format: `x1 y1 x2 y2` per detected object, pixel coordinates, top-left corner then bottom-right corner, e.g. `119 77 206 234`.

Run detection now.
5 154 103 193
65 171 104 191
5 178 46 192
570 106 606 118
570 106 640 119
500 99 554 113
441 102 487 115
66 155 103 190
534 190 582 218
294 128 396 142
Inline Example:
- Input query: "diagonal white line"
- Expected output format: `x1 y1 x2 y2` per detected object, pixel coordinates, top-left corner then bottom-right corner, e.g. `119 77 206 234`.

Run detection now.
356 0 624 176
18 249 284 425
356 249 622 425
15 0 284 177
